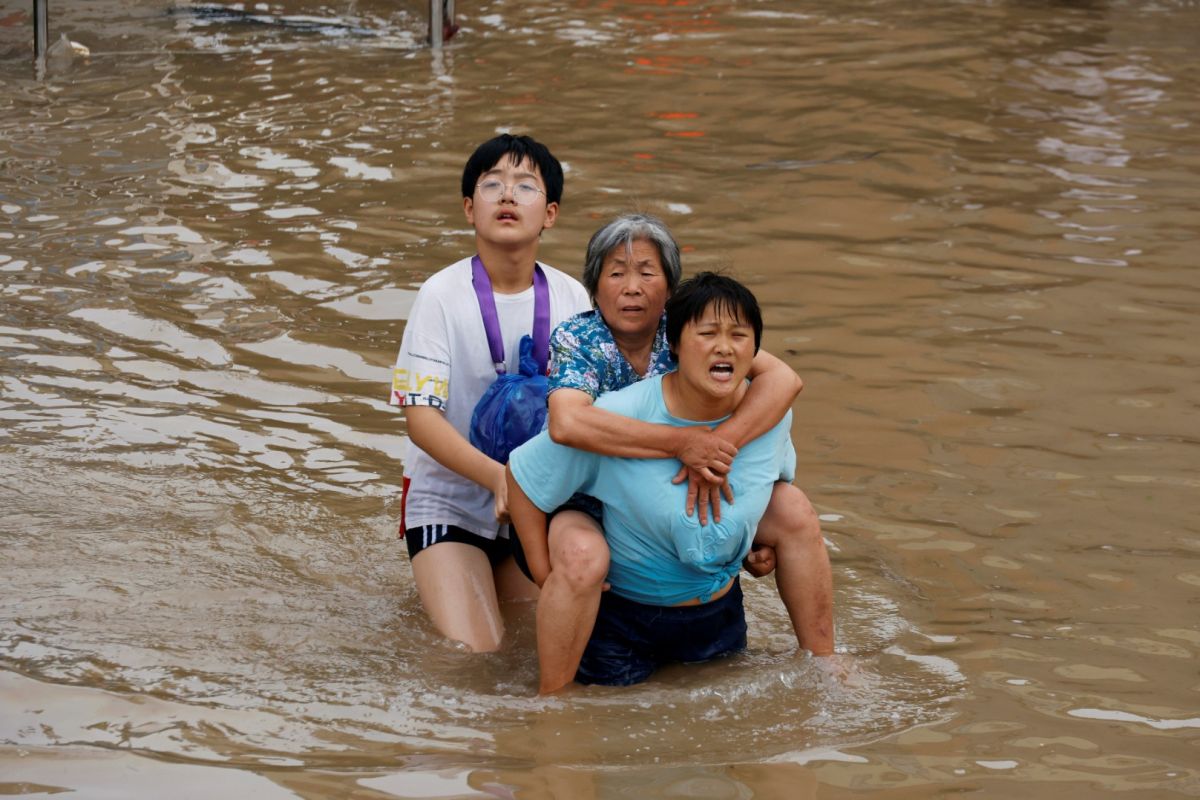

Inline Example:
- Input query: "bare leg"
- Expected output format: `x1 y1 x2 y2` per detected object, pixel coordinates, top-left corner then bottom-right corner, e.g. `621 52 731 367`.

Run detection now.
753 483 835 655
494 553 540 603
411 542 506 652
536 511 609 694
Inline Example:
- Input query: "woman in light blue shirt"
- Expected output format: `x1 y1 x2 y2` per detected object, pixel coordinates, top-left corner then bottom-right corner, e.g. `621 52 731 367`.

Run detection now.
507 273 795 685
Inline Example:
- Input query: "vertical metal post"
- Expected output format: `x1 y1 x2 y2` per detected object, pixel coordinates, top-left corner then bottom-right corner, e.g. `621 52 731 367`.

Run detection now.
33 0 49 57
429 0 443 49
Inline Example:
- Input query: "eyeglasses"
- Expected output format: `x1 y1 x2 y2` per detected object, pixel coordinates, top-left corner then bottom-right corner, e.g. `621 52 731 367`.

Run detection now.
475 178 546 206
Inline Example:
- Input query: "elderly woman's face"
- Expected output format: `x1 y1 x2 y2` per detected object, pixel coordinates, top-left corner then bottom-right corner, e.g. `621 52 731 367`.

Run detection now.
595 239 670 342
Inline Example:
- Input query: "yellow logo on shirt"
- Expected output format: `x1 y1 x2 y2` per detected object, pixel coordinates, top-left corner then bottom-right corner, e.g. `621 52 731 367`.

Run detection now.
392 368 448 407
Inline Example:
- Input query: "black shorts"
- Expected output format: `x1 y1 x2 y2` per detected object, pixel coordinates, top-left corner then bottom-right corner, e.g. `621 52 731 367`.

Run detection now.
405 524 510 567
576 579 747 686
510 493 605 582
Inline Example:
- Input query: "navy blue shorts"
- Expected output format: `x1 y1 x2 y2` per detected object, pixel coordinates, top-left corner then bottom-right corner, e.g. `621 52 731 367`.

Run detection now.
576 579 747 686
405 524 510 567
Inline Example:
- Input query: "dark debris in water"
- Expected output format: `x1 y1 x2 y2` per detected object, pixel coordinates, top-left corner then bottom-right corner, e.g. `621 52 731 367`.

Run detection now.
171 4 383 37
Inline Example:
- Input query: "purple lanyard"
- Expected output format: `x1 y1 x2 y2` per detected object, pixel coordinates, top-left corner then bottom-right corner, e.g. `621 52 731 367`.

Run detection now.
471 255 550 376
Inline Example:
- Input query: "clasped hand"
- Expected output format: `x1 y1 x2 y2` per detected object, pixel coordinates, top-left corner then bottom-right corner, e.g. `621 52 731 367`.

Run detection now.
671 427 737 525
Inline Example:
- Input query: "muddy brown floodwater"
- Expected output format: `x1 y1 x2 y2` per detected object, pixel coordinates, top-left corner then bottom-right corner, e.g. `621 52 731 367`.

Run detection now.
1 0 1198 797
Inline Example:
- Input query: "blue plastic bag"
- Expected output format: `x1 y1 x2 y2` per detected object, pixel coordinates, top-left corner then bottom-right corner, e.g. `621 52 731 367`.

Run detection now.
469 334 549 464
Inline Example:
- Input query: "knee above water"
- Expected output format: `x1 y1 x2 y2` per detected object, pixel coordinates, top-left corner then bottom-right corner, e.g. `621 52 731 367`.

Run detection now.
554 531 610 585
779 496 821 540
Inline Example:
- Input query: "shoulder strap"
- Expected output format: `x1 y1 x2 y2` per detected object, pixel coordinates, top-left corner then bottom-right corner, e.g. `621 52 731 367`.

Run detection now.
471 255 551 376
471 255 506 373
532 264 550 376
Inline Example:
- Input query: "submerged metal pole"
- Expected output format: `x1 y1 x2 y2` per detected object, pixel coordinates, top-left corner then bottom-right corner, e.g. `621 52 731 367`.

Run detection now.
429 0 443 49
429 0 457 48
32 0 49 58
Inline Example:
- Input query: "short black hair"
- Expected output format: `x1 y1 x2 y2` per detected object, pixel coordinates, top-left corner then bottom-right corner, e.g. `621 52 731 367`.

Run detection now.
461 134 564 204
665 272 763 358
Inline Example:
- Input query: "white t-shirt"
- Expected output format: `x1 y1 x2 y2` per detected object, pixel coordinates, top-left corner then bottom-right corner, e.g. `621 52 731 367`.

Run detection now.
390 256 591 539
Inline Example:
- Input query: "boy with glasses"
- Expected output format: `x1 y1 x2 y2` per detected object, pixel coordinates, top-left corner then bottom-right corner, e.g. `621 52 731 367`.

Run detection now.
389 134 590 651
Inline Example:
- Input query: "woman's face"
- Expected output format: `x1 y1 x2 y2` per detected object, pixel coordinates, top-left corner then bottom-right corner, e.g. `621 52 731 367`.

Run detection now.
594 239 670 342
673 302 757 402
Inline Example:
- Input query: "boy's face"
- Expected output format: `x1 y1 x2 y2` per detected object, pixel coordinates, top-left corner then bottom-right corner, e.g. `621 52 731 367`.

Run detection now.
463 155 558 247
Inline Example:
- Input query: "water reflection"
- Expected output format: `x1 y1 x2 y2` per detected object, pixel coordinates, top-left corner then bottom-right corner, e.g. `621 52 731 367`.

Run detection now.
1 443 961 764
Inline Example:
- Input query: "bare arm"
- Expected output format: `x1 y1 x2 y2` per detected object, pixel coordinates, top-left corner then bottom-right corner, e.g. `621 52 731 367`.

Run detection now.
712 348 803 447
404 405 509 522
548 388 737 481
506 465 551 586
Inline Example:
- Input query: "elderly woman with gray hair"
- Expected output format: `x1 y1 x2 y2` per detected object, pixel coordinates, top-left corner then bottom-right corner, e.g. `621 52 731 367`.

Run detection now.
514 213 834 693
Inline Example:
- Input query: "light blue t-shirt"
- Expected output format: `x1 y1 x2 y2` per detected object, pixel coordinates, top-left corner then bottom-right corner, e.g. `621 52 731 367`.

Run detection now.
509 374 796 606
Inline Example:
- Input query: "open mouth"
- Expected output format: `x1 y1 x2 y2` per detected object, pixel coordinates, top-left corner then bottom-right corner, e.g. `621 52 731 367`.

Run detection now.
709 361 735 379
496 210 519 222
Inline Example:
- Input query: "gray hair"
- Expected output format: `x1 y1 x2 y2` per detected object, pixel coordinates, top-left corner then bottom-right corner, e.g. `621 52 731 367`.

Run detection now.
581 213 683 303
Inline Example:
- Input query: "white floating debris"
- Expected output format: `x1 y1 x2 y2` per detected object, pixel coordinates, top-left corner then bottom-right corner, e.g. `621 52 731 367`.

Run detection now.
45 34 88 63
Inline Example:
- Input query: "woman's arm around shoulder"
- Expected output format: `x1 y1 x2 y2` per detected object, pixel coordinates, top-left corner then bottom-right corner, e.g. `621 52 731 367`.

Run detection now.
548 387 737 480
